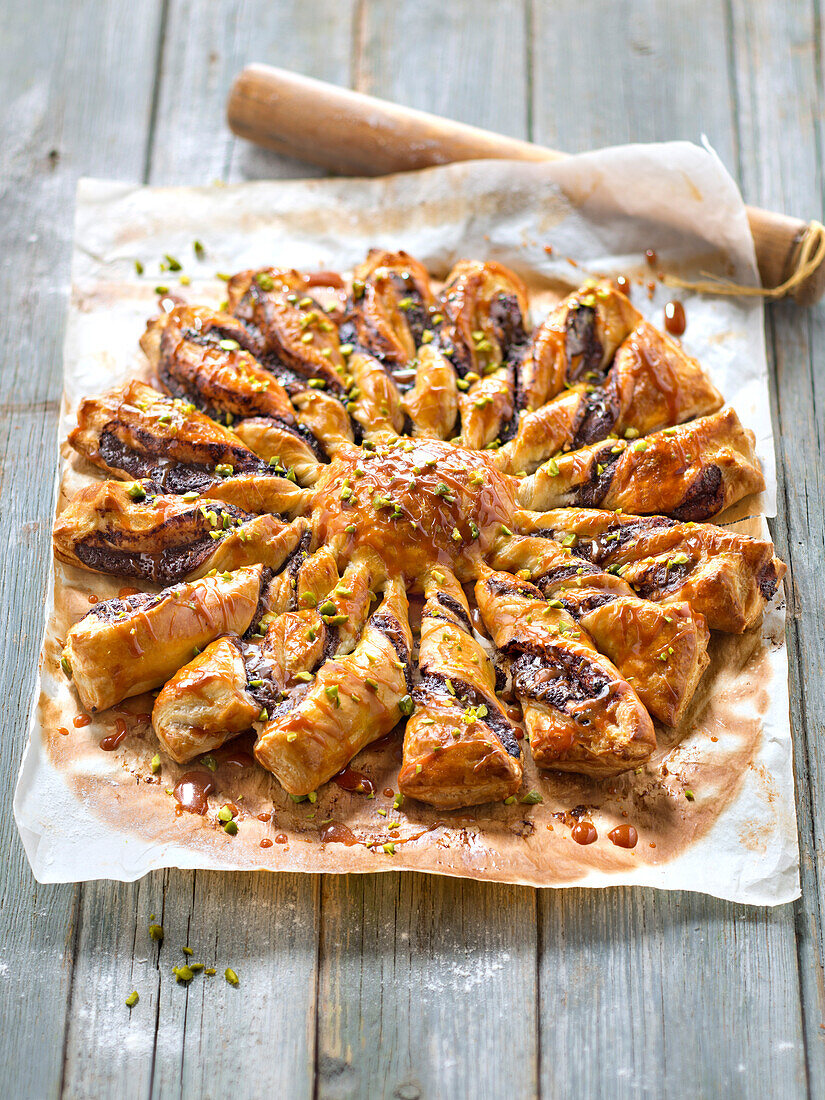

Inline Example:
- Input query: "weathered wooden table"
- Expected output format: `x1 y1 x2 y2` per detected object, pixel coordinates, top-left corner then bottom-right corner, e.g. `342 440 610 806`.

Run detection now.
1 2 822 1096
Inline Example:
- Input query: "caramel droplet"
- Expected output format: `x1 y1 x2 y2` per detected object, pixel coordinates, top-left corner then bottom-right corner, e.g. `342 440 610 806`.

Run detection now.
173 771 216 815
664 300 686 336
608 824 638 849
320 822 358 846
571 821 598 845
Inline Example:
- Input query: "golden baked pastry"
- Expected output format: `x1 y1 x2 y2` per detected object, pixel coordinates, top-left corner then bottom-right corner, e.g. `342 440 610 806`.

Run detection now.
55 255 786 812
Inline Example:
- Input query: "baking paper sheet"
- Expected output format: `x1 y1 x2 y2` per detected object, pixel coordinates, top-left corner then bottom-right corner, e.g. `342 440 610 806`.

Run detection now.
14 142 798 902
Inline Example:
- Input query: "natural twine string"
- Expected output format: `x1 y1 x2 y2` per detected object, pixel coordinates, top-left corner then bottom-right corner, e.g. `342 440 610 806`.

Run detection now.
663 219 825 298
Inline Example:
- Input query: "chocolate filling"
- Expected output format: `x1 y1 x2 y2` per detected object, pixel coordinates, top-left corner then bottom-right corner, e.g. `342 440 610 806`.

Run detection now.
560 592 618 619
75 536 220 585
483 574 545 601
571 446 623 508
506 642 610 716
671 464 725 521
85 588 164 624
570 384 620 449
434 591 474 635
631 561 692 600
240 640 285 714
415 671 521 758
97 428 273 497
370 611 414 693
565 305 603 384
244 567 274 637
533 561 603 589
757 560 780 600
567 516 678 563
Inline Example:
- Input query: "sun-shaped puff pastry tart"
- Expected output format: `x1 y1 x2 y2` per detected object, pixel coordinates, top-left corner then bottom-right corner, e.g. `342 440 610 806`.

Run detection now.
55 251 785 812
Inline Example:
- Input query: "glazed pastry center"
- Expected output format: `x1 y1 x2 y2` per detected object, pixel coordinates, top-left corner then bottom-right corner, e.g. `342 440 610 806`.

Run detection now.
310 438 517 582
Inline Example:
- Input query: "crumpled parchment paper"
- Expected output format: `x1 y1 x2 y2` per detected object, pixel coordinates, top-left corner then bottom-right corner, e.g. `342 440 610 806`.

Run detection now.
14 142 798 903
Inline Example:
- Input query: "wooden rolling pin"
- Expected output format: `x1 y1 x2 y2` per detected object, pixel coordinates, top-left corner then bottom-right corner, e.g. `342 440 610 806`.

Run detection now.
228 64 825 306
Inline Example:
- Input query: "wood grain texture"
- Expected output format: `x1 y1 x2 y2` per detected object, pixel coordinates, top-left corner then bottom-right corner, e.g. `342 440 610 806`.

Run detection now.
317 874 538 1100
150 0 358 185
531 3 809 1096
531 0 738 167
727 1 825 1092
0 3 165 1098
0 1 820 1098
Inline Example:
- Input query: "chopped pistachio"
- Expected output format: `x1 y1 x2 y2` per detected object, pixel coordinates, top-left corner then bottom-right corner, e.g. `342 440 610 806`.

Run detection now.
520 791 543 805
223 820 238 836
150 754 161 775
398 695 414 717
149 923 164 942
125 991 139 1007
224 968 240 986
134 260 144 275
382 842 396 855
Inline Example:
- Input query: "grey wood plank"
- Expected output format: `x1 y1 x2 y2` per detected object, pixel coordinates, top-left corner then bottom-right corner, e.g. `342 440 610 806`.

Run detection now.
531 0 738 168
318 873 538 1100
540 889 806 1099
355 0 529 132
314 4 539 1099
152 872 321 1100
150 0 358 185
531 2 808 1096
0 3 166 1098
59 4 356 1098
727 0 825 1092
